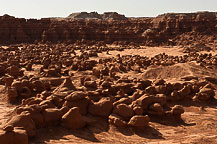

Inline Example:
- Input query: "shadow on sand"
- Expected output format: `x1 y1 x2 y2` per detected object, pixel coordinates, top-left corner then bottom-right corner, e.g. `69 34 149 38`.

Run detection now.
30 116 165 143
115 125 164 140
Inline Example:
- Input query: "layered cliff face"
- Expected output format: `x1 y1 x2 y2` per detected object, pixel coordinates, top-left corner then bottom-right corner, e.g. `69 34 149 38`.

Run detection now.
153 12 216 33
0 12 216 45
0 15 49 43
150 12 217 44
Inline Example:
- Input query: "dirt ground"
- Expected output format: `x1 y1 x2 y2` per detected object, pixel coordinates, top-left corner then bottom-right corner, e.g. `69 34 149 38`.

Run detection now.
1 46 217 144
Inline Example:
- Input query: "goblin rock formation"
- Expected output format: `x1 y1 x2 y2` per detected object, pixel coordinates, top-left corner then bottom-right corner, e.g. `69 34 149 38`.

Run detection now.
0 40 216 143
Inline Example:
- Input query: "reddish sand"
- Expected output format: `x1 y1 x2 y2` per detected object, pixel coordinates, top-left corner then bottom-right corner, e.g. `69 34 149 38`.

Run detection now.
0 46 217 144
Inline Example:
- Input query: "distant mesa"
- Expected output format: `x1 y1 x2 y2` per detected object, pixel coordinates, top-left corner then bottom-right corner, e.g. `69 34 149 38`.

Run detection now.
2 14 15 19
67 12 128 20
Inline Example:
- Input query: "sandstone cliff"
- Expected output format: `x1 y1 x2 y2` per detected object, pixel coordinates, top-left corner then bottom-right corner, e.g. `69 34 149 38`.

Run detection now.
0 12 216 46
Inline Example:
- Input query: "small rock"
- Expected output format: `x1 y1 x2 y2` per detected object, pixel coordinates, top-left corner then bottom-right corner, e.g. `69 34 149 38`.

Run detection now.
61 107 86 129
88 97 113 117
128 115 150 127
108 114 127 127
113 103 134 120
171 105 184 119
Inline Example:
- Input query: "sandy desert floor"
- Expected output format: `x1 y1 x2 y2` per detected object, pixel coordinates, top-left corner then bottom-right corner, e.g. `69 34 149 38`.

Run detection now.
0 45 217 144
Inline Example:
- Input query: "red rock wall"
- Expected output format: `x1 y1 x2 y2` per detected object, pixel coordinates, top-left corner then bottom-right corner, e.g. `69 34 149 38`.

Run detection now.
0 12 216 45
152 12 217 41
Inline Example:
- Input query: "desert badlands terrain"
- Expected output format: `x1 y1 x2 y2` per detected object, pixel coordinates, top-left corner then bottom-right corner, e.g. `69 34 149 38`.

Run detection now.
0 12 216 144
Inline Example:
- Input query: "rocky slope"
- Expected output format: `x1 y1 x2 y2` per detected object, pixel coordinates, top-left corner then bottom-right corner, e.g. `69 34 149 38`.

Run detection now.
0 12 216 46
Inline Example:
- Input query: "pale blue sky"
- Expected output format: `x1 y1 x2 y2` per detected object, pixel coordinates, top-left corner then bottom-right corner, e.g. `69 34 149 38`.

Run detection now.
0 0 216 18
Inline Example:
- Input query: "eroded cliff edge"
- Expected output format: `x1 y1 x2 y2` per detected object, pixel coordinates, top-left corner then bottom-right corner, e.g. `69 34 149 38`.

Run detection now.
0 12 216 46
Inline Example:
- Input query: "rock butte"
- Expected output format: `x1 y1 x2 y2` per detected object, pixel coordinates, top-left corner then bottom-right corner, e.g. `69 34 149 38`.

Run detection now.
0 11 216 144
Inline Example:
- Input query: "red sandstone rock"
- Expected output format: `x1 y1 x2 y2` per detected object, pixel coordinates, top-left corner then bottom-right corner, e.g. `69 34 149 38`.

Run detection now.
128 115 150 127
88 97 113 117
5 112 36 137
61 107 86 129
